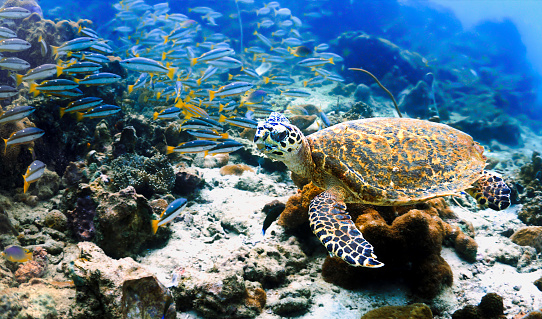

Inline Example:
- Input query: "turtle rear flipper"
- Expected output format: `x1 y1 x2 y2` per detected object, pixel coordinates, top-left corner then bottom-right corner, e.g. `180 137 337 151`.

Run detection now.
309 191 384 268
467 171 511 211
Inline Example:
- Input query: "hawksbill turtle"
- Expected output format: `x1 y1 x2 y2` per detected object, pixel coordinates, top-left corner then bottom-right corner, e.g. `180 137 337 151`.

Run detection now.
254 112 511 268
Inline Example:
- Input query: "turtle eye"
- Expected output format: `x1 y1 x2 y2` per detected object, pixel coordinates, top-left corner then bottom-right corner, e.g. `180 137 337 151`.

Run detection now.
272 130 287 142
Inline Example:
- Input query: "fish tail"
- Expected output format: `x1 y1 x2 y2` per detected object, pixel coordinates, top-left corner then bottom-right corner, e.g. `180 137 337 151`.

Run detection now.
218 114 227 122
257 22 260 29
29 82 37 94
162 35 169 45
75 112 84 122
73 78 80 84
264 77 270 84
253 30 257 35
166 146 175 155
219 103 224 112
209 90 216 101
59 107 66 118
51 45 59 57
156 92 162 99
23 177 30 194
196 78 202 86
221 133 229 139
151 220 160 234
167 67 176 81
153 112 159 120
3 139 7 154
127 84 134 94
228 74 233 80
190 58 198 66
15 74 23 87
303 80 308 87
56 65 63 77
329 58 334 65
161 51 167 61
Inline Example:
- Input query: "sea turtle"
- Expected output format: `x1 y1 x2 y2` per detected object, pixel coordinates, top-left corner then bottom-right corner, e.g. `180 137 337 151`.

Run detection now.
254 112 511 268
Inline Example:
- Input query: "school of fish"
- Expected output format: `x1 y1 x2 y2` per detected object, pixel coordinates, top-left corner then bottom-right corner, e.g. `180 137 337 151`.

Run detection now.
0 0 345 261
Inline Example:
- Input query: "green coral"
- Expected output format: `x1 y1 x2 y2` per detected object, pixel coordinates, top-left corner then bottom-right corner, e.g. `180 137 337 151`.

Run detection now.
110 154 174 196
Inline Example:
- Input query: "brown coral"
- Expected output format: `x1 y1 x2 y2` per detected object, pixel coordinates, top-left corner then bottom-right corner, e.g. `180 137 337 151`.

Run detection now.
452 292 504 319
361 303 433 319
281 185 474 298
510 226 542 252
278 183 323 229
220 164 255 176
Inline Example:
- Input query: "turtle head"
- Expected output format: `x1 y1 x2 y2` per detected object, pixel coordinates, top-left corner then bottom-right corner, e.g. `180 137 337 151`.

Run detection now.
254 113 308 170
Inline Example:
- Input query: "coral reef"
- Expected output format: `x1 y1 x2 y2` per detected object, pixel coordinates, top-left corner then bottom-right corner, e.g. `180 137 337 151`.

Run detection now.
66 194 96 242
360 303 433 319
14 246 47 283
93 186 155 258
334 31 429 92
398 80 435 119
280 183 476 298
449 116 522 147
110 153 175 198
452 293 504 319
220 164 255 176
65 242 175 318
516 152 542 225
44 210 68 232
510 226 542 252
173 168 204 196
330 82 356 97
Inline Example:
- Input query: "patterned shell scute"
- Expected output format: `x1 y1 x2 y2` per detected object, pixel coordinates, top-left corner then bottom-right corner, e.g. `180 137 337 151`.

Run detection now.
307 118 486 204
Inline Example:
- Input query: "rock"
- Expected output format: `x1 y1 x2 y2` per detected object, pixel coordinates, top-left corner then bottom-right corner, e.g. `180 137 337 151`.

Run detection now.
65 242 174 319
330 83 356 97
190 271 247 318
35 169 60 200
452 293 504 319
354 84 372 102
0 209 17 236
398 80 436 119
44 210 68 232
173 169 204 196
14 247 47 283
360 303 433 319
534 276 542 292
272 296 310 316
112 126 138 157
510 226 542 252
66 193 96 242
334 31 428 91
449 116 521 146
94 186 155 258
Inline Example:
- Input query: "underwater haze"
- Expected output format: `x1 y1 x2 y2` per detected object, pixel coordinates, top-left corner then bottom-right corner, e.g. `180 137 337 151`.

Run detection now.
1 0 542 318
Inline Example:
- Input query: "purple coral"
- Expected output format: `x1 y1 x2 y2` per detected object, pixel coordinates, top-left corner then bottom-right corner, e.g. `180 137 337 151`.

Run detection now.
67 195 96 241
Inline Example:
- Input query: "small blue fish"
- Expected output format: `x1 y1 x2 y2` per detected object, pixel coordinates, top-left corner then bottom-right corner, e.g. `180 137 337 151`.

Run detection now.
152 198 188 234
2 245 32 262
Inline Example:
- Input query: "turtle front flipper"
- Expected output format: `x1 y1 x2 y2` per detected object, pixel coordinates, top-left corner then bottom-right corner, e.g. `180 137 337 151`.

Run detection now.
309 191 383 268
466 170 511 211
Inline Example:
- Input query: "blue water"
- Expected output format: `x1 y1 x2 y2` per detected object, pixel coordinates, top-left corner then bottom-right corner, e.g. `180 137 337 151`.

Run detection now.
37 0 542 123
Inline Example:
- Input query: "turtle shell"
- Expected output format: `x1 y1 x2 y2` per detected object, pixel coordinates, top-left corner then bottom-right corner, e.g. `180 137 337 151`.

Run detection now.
307 117 486 205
